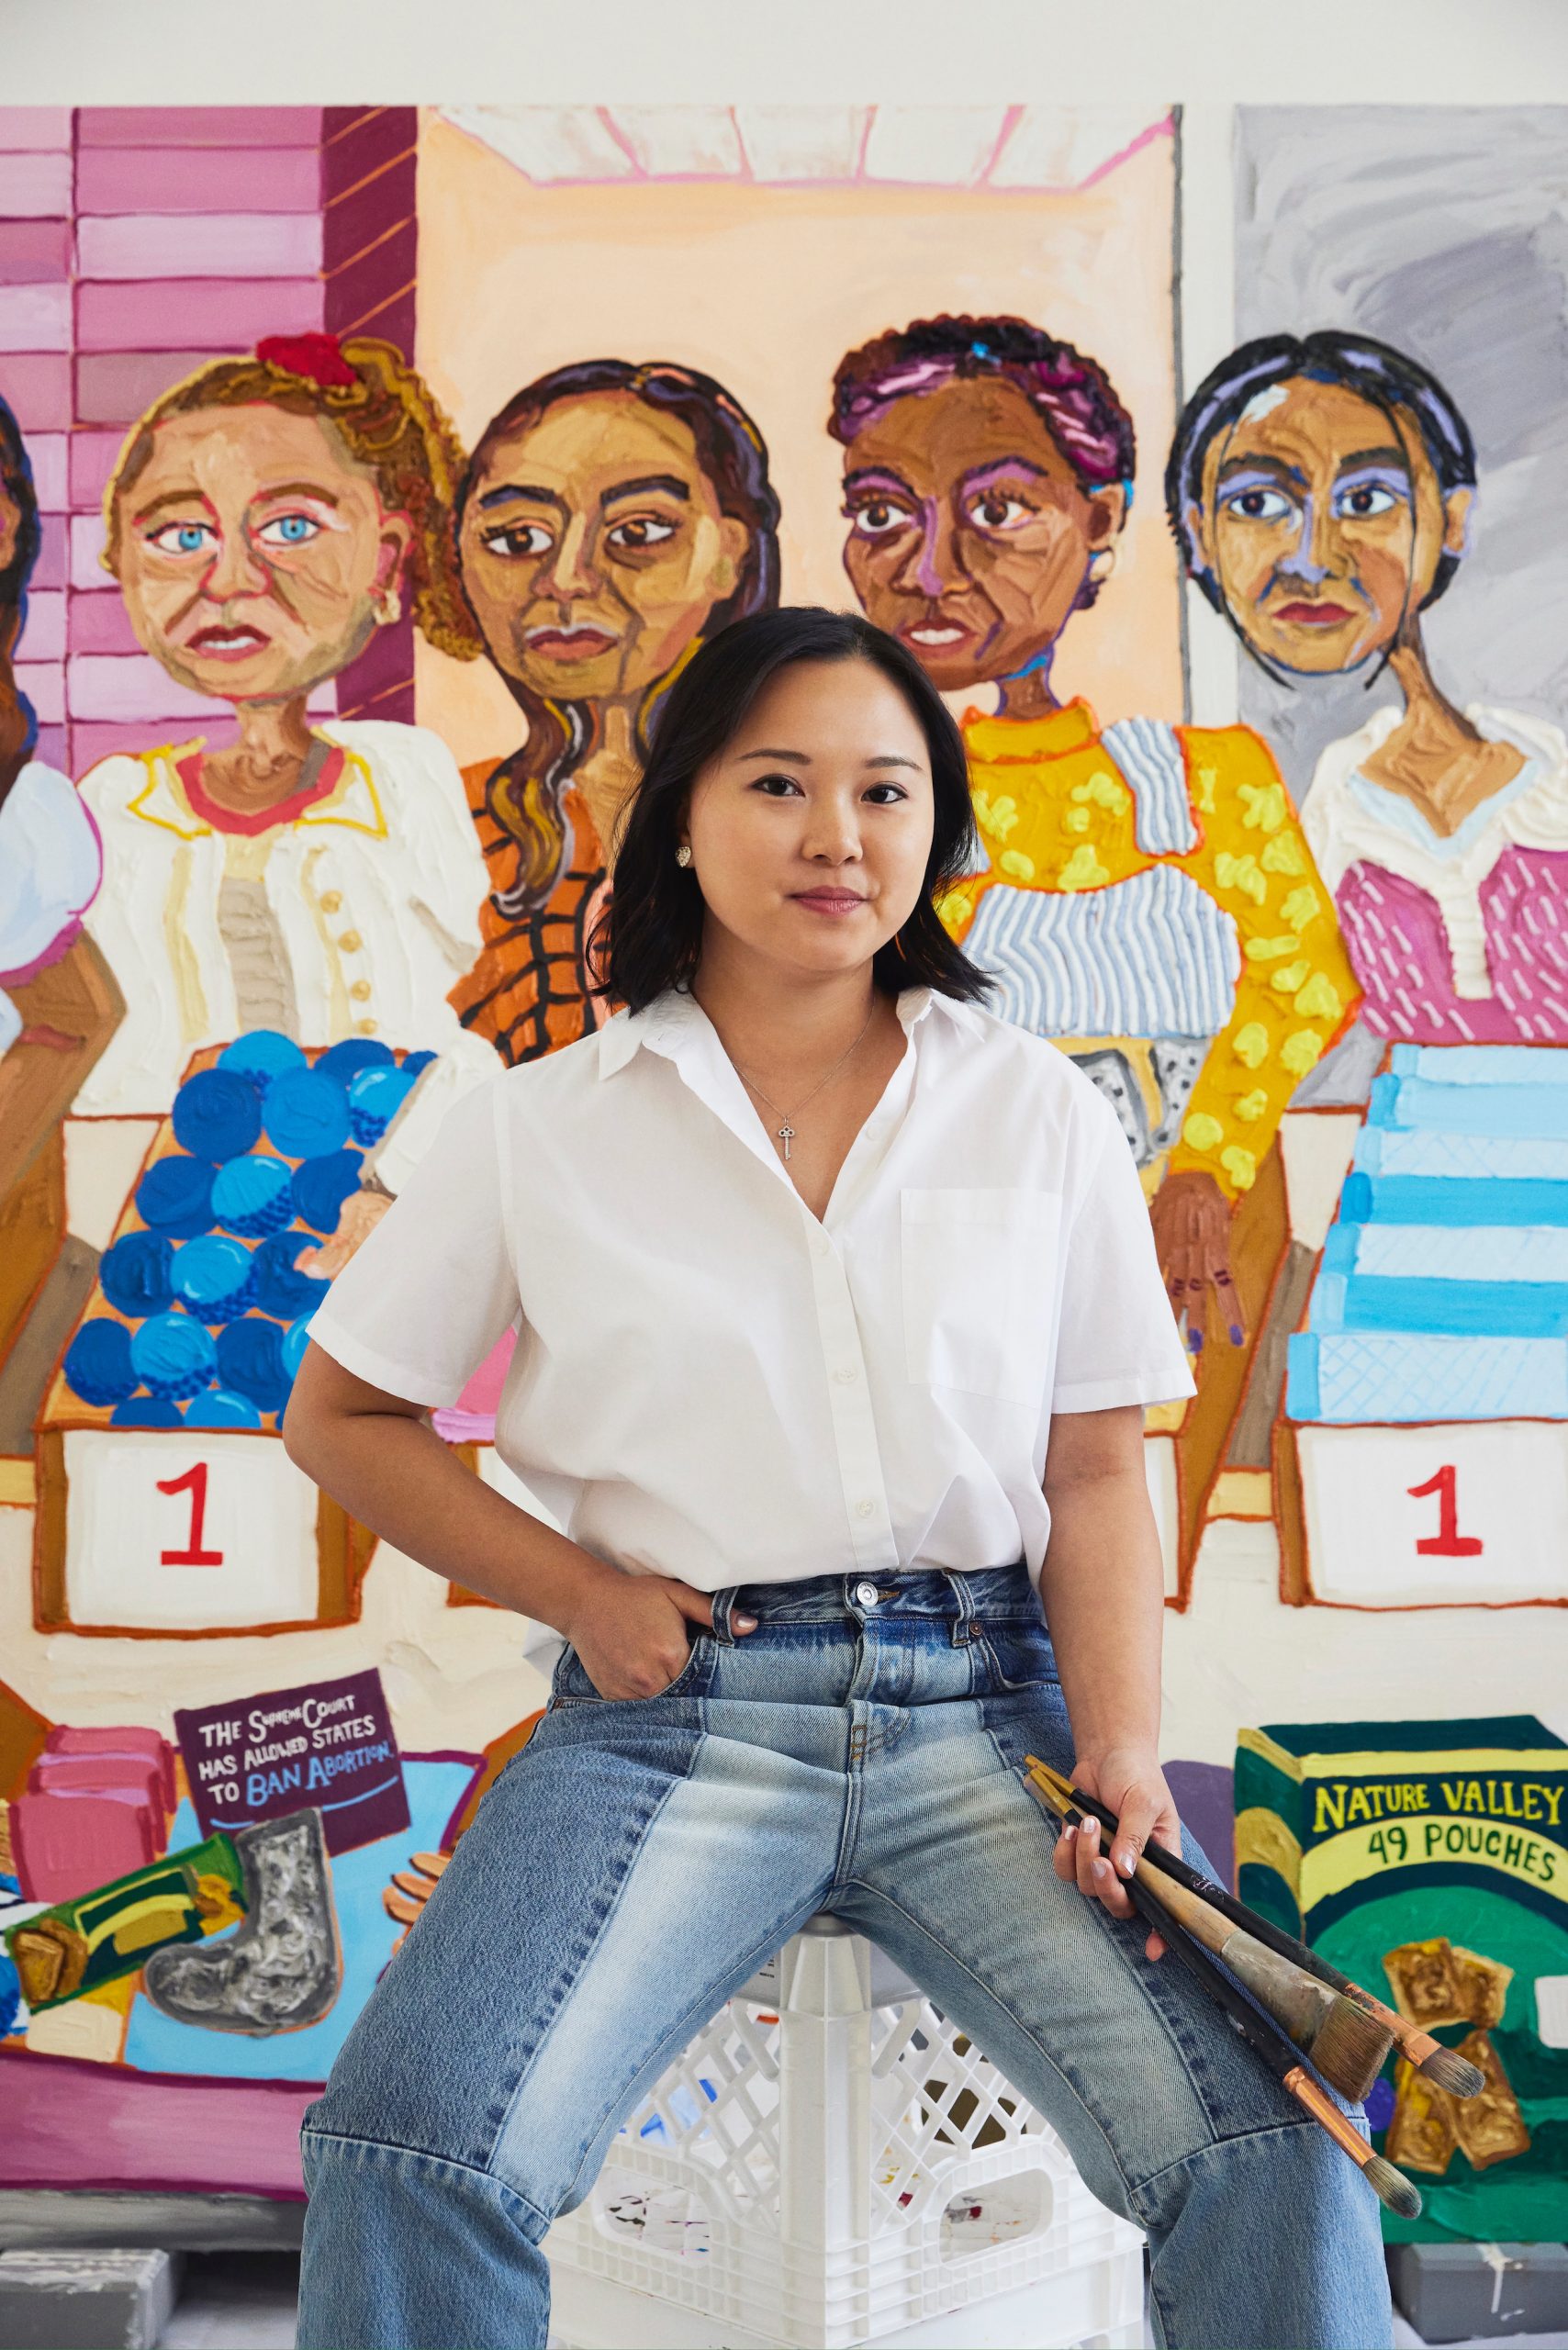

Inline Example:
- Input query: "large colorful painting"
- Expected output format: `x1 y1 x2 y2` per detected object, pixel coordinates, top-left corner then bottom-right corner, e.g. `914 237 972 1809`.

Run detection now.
0 101 1564 2247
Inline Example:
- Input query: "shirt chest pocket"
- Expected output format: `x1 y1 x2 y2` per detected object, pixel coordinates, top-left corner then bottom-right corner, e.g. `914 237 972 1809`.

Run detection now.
900 1187 1061 1406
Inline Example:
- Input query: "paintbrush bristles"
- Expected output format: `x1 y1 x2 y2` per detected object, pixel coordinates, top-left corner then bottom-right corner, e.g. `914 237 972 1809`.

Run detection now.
1309 1997 1400 2105
1420 2045 1488 2098
1363 2157 1424 2221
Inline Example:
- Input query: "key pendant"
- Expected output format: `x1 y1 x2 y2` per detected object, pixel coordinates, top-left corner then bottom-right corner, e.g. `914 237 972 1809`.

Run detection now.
777 1123 795 1160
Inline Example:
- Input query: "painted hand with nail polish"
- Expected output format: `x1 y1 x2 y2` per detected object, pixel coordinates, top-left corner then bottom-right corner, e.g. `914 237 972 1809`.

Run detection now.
1049 1748 1183 1963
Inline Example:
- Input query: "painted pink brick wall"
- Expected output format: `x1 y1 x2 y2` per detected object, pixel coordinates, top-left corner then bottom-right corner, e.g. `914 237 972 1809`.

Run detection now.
0 285 71 352
76 350 214 426
0 110 73 152
77 276 323 352
0 152 74 218
0 220 73 281
1 110 72 776
77 147 322 215
76 109 324 150
0 353 71 428
78 211 323 281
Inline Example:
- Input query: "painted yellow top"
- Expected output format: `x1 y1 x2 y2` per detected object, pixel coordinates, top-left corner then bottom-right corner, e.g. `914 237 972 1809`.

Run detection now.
938 702 1360 1199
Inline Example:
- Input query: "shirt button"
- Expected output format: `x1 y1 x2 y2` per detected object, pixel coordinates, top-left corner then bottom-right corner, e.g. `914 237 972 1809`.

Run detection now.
855 1579 879 1606
339 930 364 953
356 1018 378 1035
320 890 343 913
350 980 373 1002
834 1366 857 1384
855 1500 874 1520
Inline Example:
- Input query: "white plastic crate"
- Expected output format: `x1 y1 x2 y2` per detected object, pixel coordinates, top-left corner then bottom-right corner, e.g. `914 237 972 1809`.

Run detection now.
543 1916 1148 2350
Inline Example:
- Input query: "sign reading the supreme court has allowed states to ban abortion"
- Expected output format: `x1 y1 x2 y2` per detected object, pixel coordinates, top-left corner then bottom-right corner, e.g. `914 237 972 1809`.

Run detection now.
174 1667 409 1856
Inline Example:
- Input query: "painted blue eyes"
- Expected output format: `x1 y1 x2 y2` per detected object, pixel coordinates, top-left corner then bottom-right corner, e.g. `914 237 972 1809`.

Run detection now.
176 524 208 553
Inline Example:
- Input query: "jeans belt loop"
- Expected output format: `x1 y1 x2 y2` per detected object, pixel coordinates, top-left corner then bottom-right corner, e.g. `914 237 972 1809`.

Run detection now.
711 1586 738 1646
944 1567 980 1645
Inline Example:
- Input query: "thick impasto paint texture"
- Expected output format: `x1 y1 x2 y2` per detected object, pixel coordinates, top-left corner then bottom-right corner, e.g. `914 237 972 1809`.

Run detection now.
0 102 1563 2248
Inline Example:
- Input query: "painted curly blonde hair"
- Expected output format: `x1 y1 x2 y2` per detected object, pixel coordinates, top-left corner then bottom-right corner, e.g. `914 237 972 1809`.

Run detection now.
101 335 482 661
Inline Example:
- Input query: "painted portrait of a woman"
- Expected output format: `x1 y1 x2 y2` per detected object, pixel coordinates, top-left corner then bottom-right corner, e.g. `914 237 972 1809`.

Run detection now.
75 333 498 1270
830 315 1359 1360
451 359 780 1066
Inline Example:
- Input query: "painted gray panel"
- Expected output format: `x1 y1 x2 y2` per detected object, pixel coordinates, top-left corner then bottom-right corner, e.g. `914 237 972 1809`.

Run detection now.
1232 106 1568 800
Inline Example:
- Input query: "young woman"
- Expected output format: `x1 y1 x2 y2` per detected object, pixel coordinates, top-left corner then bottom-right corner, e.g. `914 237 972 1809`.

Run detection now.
451 358 779 1067
830 316 1358 1360
284 609 1390 2350
74 332 498 1272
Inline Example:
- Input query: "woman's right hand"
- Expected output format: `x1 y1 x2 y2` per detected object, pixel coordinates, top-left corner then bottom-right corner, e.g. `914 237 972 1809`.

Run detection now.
562 1564 756 1699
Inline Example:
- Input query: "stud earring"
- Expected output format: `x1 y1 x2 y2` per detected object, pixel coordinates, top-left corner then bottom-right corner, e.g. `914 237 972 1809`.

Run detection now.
676 845 692 867
1088 547 1117 584
377 588 403 626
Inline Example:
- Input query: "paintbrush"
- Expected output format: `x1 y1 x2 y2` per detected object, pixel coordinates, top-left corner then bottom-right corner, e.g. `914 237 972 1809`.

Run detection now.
1114 1862 1423 2220
1025 1757 1484 2101
1023 1765 1393 2104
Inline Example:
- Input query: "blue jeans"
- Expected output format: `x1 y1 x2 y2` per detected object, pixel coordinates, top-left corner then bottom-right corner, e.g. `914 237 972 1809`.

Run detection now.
297 1566 1392 2350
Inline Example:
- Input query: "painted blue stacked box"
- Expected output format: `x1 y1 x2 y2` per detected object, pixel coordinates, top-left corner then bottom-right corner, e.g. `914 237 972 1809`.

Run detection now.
1288 1044 1568 1424
61 1031 431 1430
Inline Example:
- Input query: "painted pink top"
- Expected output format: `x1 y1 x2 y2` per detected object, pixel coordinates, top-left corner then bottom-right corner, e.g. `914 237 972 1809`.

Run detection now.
1302 704 1568 1048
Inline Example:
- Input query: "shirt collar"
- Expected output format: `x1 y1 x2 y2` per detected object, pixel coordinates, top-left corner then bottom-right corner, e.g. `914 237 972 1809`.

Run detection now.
596 982 978 1080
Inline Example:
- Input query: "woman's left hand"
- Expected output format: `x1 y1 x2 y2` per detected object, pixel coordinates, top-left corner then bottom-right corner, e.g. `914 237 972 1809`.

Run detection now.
1051 1747 1182 1962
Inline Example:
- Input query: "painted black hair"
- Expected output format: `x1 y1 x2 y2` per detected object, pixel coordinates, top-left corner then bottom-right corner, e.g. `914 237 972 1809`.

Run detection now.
1166 331 1477 661
588 606 997 1015
0 391 42 797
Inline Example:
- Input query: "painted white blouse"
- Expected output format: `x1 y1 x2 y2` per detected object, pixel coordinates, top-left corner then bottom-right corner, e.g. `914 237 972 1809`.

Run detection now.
70 720 499 1192
308 982 1193 1593
0 759 102 1056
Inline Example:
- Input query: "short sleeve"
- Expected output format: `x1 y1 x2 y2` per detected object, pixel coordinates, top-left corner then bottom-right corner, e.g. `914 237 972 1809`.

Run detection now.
306 1077 519 1406
1050 1102 1195 1414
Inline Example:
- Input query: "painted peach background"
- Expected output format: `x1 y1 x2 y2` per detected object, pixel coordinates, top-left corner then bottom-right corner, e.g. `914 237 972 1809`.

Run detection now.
413 108 1184 769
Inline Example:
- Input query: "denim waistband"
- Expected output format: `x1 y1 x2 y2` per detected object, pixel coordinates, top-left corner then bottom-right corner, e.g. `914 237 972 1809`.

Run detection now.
708 1559 1037 1639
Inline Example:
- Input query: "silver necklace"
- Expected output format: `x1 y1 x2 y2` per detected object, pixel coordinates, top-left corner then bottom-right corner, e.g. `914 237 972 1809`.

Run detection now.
731 1003 877 1161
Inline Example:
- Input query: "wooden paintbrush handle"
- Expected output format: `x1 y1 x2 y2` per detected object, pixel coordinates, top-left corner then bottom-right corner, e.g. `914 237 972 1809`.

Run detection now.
1284 2069 1375 2171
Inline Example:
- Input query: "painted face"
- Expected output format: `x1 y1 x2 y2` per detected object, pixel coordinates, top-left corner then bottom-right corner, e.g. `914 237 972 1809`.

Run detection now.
113 405 410 705
459 393 751 706
838 376 1126 694
682 658 935 982
1189 376 1470 675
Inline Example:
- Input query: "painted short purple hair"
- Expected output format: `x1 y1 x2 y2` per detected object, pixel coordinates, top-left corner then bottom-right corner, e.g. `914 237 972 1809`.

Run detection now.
829 314 1136 494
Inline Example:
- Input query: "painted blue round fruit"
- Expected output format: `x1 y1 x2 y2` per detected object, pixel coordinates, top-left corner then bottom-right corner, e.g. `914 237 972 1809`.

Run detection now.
292 1149 364 1235
316 1037 394 1086
63 1318 138 1406
346 1063 417 1145
130 1311 217 1400
110 1396 185 1427
99 1231 174 1318
215 1315 290 1412
263 1068 351 1158
252 1232 330 1321
281 1314 316 1380
171 1068 262 1163
218 1030 307 1091
185 1388 264 1430
136 1155 215 1238
210 1155 295 1238
400 1049 435 1079
172 1235 257 1322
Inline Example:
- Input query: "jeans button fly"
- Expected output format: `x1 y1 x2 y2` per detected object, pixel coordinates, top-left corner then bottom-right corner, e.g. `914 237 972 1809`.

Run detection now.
854 1580 879 1608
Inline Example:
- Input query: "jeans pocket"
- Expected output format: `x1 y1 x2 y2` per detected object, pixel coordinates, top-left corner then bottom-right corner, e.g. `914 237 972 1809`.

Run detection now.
552 1634 710 1707
977 1620 1062 1694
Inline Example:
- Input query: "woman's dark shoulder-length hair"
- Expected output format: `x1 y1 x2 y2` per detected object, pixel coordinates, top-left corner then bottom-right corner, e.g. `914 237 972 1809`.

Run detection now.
589 605 996 1015
1166 329 1477 617
456 359 781 927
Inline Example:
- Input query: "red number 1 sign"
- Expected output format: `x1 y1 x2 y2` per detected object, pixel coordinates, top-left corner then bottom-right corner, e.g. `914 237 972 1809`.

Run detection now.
156 1461 225 1566
1406 1463 1484 1560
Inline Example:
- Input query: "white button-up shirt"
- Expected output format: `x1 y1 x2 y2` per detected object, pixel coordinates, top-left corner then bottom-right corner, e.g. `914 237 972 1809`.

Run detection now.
307 983 1193 1592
